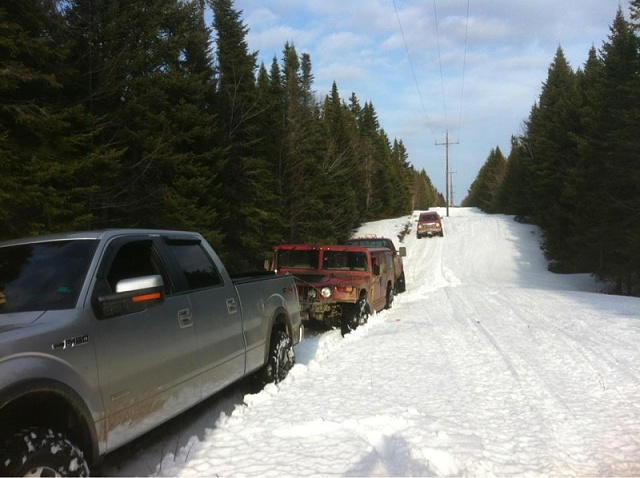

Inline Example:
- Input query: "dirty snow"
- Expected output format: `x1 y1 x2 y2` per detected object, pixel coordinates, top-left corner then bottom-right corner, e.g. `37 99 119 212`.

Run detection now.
101 208 640 477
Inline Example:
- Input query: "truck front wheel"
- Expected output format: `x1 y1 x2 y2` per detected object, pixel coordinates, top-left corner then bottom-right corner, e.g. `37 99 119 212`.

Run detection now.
340 298 370 336
396 272 406 293
385 284 394 309
0 427 89 477
262 328 295 384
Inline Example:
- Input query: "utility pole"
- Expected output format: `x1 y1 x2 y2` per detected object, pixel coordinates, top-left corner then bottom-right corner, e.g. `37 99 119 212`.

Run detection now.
449 171 457 207
435 130 458 217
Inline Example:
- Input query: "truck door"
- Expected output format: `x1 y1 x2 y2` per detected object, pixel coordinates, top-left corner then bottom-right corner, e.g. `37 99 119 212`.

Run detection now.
372 251 387 311
92 237 200 452
162 239 245 398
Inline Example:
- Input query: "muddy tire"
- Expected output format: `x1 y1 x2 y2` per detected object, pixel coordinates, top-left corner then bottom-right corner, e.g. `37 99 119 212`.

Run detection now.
396 272 406 293
341 298 370 336
261 328 295 384
385 284 394 309
0 427 89 477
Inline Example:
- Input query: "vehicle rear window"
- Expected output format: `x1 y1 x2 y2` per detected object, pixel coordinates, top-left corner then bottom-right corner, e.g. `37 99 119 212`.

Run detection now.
0 240 98 313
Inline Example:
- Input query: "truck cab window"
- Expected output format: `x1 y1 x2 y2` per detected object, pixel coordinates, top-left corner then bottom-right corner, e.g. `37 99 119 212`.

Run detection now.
106 240 169 293
166 242 222 291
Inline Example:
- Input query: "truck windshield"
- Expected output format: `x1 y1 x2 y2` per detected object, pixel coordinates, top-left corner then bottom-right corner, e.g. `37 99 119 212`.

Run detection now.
0 240 98 313
323 251 368 271
276 250 319 270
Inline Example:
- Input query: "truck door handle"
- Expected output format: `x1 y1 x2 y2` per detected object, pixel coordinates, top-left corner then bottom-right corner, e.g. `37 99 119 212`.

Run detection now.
226 298 238 314
177 309 193 328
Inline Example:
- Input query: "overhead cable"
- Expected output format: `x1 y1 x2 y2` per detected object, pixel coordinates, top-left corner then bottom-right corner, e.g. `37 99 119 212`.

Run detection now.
392 0 436 141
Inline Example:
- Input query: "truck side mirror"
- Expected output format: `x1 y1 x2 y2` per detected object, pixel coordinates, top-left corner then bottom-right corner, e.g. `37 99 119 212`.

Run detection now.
96 274 165 319
398 247 407 257
373 264 380 276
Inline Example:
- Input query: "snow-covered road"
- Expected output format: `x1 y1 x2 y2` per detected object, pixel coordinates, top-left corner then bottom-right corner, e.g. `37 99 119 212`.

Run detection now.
103 208 640 477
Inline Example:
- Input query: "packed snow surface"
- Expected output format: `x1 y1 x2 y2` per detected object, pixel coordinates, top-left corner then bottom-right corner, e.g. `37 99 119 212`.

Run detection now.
103 208 640 477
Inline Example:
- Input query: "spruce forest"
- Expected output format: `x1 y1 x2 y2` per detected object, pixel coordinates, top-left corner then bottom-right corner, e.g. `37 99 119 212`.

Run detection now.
0 0 443 273
462 4 640 296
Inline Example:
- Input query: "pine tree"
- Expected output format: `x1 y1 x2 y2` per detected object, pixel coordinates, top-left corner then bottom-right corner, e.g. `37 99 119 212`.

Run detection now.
411 169 436 210
462 147 507 212
356 101 383 219
524 46 581 266
569 47 607 273
576 8 640 292
390 139 415 216
62 0 226 246
0 0 109 237
494 136 534 220
279 42 326 243
317 82 360 238
210 0 285 270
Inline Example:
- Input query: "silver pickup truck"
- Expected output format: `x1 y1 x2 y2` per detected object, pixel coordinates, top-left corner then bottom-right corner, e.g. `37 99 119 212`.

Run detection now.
0 229 303 476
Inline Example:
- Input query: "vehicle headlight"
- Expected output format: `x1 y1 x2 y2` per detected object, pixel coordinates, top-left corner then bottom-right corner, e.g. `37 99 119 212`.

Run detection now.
308 289 317 299
321 287 332 298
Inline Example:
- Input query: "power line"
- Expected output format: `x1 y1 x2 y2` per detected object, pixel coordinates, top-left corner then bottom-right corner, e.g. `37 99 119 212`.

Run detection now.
457 0 470 138
451 0 470 204
432 0 448 131
394 0 471 204
392 0 436 141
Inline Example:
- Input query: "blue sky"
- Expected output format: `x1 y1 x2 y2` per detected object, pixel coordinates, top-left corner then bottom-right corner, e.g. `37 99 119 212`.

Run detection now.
231 0 622 203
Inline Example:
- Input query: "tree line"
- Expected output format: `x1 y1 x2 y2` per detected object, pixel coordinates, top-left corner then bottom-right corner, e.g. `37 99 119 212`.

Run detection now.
0 0 443 272
462 3 640 296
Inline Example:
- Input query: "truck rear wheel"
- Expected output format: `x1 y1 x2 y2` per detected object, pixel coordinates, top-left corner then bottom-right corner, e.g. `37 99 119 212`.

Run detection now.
0 427 89 477
262 328 295 384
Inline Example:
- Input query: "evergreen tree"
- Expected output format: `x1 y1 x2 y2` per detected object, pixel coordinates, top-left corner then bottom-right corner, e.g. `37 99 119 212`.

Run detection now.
211 0 282 270
318 82 360 238
494 136 534 220
411 169 436 210
462 147 507 212
390 139 415 216
62 0 225 244
485 4 639 294
347 93 373 217
575 8 640 292
356 101 383 219
569 47 607 273
524 46 581 265
0 0 108 237
280 42 326 243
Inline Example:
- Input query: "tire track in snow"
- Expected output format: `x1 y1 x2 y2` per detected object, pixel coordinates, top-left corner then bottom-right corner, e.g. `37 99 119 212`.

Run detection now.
404 210 640 475
448 285 640 475
447 286 596 474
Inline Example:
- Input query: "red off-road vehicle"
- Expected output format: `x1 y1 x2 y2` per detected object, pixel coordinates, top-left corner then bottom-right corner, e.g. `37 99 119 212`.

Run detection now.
271 244 396 335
